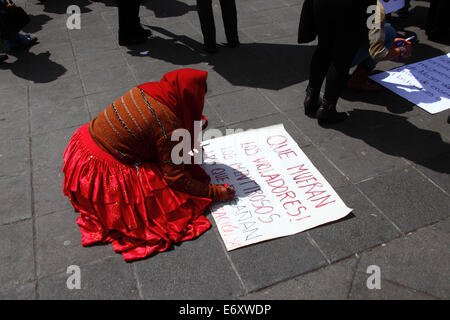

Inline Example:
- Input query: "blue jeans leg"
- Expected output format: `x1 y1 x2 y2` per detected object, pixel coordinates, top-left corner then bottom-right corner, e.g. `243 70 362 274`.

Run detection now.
2 33 32 51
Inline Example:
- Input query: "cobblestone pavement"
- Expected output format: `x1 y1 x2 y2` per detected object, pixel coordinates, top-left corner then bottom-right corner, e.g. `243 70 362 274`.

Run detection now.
0 0 449 299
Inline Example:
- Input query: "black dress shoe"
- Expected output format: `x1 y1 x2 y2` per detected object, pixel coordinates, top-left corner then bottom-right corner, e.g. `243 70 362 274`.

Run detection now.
203 43 218 53
316 98 348 125
0 54 7 63
119 33 147 46
227 39 240 48
137 26 153 38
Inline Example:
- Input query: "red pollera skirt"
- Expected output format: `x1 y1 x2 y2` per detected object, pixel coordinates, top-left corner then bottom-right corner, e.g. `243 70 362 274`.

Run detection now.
62 123 212 262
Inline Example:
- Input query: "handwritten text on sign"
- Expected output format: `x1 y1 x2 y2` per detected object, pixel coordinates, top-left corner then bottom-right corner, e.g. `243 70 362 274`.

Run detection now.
370 53 450 114
201 124 352 251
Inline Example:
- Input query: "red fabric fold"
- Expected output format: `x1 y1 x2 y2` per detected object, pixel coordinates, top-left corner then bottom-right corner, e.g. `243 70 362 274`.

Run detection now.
62 124 212 262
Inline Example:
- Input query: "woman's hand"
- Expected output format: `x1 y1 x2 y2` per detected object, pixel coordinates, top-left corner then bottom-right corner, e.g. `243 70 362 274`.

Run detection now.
209 184 236 202
385 38 412 60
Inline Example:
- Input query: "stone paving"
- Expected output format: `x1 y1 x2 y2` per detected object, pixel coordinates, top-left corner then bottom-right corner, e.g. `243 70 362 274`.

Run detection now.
0 0 449 300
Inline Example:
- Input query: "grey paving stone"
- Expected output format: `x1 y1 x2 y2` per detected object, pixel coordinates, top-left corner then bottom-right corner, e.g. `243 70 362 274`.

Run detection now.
31 126 77 172
300 144 349 189
39 256 140 300
80 65 137 95
130 60 183 85
0 174 32 225
207 88 278 125
0 138 29 179
134 229 245 299
76 49 127 77
307 184 401 263
0 86 28 109
71 34 120 57
29 41 74 63
246 0 289 12
227 112 311 148
203 99 225 129
349 111 450 165
355 219 450 299
36 209 115 277
0 221 35 290
227 232 328 293
30 75 84 108
317 137 408 183
207 42 310 91
241 23 292 42
349 272 436 300
258 84 305 113
33 165 76 217
68 23 113 42
241 257 358 300
357 167 450 233
235 7 272 29
0 282 36 300
31 96 89 135
410 152 450 194
202 67 246 97
0 91 29 140
0 67 30 90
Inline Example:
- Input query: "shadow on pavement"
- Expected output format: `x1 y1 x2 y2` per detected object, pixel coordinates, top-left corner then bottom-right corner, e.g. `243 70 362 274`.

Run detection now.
125 26 315 90
326 109 450 174
0 51 67 83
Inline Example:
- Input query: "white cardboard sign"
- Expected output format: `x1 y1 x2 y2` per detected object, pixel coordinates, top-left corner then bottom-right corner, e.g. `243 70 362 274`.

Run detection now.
380 0 405 14
201 124 352 251
370 54 450 114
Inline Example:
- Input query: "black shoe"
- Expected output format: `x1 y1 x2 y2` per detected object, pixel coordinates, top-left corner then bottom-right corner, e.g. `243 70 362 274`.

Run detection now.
316 98 348 125
203 43 218 54
227 39 240 48
304 85 321 118
0 54 7 63
137 26 153 38
119 33 147 46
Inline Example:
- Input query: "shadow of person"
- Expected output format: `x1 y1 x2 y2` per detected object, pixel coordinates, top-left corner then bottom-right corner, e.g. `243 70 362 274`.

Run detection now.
125 25 315 90
36 0 93 14
21 14 53 34
0 51 67 83
327 109 450 174
142 0 197 18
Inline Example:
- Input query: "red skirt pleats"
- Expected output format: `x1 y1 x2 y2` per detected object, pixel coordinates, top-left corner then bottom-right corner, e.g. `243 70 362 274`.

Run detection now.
62 124 212 262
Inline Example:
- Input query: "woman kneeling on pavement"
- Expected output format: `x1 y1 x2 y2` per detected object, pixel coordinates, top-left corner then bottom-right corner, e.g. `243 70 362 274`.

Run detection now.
62 69 235 262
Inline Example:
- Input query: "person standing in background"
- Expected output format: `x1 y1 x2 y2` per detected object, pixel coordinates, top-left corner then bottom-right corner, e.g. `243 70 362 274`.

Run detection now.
300 0 376 125
426 0 450 44
196 0 239 53
117 0 152 46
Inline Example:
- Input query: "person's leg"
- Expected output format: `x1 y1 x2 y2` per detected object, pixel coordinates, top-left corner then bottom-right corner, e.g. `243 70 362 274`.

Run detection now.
397 0 410 17
2 33 37 51
304 43 331 117
196 0 217 52
348 23 396 91
218 0 239 46
117 0 147 45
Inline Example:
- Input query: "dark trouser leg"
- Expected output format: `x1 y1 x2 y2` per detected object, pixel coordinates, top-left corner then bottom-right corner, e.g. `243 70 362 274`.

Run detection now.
218 0 239 44
117 0 142 40
196 0 216 45
304 39 331 117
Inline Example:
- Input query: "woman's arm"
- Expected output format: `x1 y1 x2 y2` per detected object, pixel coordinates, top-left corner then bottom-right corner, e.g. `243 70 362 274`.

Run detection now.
157 137 235 202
